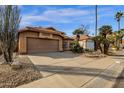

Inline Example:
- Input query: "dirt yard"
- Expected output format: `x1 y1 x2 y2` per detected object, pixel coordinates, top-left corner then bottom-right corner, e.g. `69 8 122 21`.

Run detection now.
0 55 42 88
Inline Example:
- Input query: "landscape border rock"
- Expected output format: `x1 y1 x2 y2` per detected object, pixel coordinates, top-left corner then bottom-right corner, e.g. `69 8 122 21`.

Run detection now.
11 61 23 70
85 53 107 58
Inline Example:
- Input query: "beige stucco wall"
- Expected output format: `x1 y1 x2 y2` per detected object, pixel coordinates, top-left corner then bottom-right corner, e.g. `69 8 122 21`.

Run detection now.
52 35 63 51
18 31 39 54
79 40 86 49
79 40 94 49
18 31 63 54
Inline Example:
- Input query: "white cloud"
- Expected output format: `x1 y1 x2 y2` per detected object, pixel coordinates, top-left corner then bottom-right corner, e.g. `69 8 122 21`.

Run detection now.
20 21 32 28
98 7 113 12
43 8 89 16
21 13 71 25
97 7 114 18
98 13 114 18
20 7 94 27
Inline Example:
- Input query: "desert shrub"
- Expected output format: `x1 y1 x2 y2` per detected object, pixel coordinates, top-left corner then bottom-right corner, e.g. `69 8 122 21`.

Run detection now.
84 49 94 53
70 41 84 53
84 49 89 51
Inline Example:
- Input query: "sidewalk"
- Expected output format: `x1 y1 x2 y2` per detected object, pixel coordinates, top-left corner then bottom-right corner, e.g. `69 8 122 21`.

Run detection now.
18 54 123 88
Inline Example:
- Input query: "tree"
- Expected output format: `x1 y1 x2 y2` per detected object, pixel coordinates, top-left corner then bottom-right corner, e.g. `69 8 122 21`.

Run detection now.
0 5 21 64
115 11 124 48
113 29 124 49
93 35 103 53
115 11 123 31
97 25 112 54
72 25 89 52
120 29 124 43
99 25 112 37
73 25 89 35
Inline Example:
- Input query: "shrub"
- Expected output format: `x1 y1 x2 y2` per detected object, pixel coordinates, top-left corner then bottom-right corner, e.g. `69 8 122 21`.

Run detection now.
70 41 84 53
84 49 94 53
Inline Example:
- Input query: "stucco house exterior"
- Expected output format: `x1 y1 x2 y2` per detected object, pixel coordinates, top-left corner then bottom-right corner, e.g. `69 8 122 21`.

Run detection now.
72 35 94 50
121 40 124 49
18 26 73 54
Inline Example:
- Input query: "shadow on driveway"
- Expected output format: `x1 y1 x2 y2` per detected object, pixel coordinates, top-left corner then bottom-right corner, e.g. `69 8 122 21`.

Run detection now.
35 64 119 81
113 69 124 88
110 55 124 57
28 51 82 59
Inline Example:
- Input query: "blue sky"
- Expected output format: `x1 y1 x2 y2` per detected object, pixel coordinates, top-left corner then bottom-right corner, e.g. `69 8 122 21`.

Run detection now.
20 5 124 36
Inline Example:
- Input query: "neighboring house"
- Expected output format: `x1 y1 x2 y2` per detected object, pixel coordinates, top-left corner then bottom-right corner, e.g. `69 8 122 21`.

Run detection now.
121 39 124 48
122 40 124 44
18 26 73 54
72 35 94 50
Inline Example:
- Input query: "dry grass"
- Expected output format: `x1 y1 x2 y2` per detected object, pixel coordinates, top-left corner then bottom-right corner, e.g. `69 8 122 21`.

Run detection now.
0 56 42 88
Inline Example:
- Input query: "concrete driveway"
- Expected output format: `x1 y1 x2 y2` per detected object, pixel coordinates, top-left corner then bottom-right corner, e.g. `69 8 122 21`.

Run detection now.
18 51 122 88
27 51 97 77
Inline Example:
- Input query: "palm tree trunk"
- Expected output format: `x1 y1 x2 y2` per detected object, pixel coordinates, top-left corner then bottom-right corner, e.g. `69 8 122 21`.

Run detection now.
118 21 120 31
118 21 121 49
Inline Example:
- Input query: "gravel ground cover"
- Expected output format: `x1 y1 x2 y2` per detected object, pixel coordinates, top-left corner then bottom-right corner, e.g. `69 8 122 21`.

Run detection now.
0 56 42 88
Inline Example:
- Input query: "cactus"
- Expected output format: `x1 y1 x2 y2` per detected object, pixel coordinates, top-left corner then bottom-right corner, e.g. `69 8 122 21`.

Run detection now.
0 5 21 64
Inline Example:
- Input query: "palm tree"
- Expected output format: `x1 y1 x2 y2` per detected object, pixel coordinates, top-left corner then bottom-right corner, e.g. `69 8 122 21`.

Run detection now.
115 11 123 31
115 11 124 48
99 25 112 37
98 25 112 54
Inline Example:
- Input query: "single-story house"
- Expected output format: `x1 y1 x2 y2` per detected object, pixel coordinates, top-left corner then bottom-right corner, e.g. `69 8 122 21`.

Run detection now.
72 35 94 50
18 26 74 54
121 39 124 48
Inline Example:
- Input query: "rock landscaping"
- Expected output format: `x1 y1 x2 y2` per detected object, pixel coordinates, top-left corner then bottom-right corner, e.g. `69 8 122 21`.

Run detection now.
0 56 42 88
85 51 107 58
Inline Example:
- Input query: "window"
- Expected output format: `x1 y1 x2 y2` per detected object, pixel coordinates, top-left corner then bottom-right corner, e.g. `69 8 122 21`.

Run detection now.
64 42 68 48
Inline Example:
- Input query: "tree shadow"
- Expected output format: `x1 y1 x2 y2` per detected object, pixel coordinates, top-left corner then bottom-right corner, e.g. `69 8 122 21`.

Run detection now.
113 69 124 88
113 57 124 60
110 55 124 57
35 64 120 81
28 51 82 59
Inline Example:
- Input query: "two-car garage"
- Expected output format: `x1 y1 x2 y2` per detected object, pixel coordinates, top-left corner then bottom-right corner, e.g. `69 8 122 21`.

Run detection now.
27 37 59 54
18 27 72 54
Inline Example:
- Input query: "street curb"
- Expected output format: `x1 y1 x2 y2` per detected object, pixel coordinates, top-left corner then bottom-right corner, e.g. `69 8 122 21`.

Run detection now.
82 63 124 88
112 68 124 88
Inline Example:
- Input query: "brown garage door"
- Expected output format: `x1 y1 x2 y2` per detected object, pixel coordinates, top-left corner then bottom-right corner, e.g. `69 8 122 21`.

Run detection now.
27 37 59 53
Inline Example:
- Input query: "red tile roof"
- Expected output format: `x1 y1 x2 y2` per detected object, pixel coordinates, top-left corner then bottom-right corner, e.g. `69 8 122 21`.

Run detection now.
18 26 72 40
18 26 64 37
72 35 92 40
63 36 74 40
